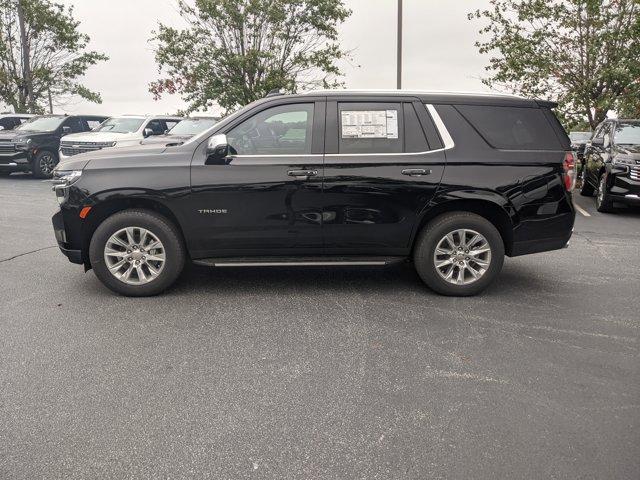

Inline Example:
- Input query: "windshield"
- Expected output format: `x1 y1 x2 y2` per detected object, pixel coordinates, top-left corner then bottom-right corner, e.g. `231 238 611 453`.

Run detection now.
15 116 65 132
615 123 640 145
94 117 144 133
569 132 591 142
168 118 218 135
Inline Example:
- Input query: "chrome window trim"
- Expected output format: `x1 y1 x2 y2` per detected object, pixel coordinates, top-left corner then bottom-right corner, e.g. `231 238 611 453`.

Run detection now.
425 104 455 150
219 104 455 159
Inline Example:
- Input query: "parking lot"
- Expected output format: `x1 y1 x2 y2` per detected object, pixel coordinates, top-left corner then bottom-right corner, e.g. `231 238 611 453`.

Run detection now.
1 174 639 479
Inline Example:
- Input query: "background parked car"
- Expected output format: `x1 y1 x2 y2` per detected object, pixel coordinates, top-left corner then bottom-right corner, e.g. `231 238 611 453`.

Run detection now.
0 114 107 178
140 117 219 145
569 130 592 168
0 113 35 131
59 115 182 161
580 119 640 212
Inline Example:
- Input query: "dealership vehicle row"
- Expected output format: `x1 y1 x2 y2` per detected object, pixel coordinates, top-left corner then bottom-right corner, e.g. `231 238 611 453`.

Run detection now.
0 113 217 178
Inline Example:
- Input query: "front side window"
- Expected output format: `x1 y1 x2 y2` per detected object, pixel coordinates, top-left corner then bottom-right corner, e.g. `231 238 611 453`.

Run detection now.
614 123 640 145
227 103 314 155
64 117 85 133
169 118 218 135
338 102 403 154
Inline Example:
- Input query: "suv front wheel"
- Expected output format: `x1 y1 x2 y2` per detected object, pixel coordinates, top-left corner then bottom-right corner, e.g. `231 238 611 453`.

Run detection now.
414 212 505 296
595 174 614 213
89 209 185 296
31 150 58 179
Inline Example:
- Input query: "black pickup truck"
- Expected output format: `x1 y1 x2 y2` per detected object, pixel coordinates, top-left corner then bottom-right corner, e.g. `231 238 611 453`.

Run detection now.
51 90 575 297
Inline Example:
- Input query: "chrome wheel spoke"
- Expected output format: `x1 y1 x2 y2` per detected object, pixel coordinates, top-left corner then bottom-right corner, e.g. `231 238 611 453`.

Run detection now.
433 228 492 286
104 226 165 285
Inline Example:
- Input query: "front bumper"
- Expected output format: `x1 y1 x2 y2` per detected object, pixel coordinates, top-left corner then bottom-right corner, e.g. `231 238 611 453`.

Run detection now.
52 209 84 264
0 151 30 172
608 166 640 204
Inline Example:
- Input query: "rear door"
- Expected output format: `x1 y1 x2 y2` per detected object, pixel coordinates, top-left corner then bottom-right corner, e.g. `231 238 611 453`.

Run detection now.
322 97 447 255
187 97 326 258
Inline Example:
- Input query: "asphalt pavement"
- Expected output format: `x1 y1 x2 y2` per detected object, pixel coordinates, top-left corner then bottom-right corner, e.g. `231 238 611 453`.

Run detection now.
1 173 639 479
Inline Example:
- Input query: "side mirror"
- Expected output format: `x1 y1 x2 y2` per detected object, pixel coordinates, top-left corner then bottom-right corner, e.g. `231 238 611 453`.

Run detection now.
62 126 72 135
206 134 230 164
143 128 154 138
0 126 4 131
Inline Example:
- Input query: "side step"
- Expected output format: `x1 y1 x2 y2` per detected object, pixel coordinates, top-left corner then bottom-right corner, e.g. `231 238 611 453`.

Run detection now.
193 256 407 268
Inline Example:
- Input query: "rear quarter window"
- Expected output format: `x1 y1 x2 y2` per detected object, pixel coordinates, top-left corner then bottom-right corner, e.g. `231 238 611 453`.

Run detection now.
456 105 563 151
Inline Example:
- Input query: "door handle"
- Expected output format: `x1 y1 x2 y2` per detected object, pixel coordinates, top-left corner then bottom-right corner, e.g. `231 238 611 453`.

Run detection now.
287 169 318 178
401 168 431 177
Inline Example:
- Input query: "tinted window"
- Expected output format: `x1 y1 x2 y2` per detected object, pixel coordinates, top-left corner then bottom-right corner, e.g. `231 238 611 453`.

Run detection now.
0 118 14 130
404 103 429 152
338 102 403 154
227 103 314 155
457 105 561 150
64 117 86 133
146 120 166 135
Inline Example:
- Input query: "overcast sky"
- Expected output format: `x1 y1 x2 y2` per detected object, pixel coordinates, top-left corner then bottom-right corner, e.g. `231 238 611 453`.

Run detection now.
55 0 493 117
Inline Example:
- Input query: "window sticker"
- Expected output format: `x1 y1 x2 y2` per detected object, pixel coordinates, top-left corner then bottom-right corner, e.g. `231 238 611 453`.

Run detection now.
341 110 398 139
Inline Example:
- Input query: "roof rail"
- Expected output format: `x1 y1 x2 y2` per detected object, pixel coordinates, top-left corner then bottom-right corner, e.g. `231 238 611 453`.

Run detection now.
265 89 283 98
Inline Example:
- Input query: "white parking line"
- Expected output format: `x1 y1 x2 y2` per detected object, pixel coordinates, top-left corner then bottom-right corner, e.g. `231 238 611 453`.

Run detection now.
573 201 591 217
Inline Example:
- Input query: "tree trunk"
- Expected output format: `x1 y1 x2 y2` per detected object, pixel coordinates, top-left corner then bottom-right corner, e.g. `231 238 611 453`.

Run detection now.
16 0 35 113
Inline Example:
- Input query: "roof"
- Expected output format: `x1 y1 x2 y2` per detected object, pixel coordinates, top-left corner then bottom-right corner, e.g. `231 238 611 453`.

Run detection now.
295 89 542 107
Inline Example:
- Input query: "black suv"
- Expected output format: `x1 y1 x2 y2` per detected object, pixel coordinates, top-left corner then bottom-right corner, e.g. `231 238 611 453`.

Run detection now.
0 114 107 178
580 119 640 212
51 90 575 297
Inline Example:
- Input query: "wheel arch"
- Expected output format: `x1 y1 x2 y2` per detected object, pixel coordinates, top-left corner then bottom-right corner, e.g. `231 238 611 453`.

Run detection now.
80 197 187 266
412 196 515 256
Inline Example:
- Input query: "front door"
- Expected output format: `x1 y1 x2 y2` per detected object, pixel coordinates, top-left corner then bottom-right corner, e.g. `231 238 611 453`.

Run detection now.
188 99 326 258
322 99 447 255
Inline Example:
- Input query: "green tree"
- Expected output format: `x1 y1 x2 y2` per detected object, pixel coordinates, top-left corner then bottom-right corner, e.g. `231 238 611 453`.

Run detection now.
150 0 351 113
0 0 108 113
469 0 640 130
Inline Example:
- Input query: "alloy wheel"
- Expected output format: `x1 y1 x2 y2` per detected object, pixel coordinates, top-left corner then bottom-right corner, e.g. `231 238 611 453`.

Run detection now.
433 229 492 285
103 226 166 285
39 154 56 175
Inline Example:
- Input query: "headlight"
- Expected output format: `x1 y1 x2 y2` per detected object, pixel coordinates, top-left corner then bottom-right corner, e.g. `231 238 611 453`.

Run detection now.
52 170 83 205
13 137 32 150
52 169 83 186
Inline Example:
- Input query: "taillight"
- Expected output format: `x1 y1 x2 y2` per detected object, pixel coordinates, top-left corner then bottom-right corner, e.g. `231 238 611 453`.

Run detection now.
563 152 576 191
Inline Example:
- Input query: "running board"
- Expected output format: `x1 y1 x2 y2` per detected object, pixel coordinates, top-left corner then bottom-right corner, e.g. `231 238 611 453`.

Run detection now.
193 256 406 268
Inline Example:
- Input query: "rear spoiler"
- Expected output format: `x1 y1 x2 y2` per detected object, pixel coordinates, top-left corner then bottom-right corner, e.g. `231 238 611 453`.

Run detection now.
535 99 558 109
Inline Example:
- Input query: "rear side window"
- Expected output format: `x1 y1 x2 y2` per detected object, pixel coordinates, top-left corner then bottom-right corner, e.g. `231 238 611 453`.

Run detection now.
338 102 403 154
457 105 562 150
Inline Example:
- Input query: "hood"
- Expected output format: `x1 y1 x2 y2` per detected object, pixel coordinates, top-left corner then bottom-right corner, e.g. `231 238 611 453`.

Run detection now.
61 131 137 143
140 134 193 146
0 130 50 141
613 144 640 156
56 143 169 172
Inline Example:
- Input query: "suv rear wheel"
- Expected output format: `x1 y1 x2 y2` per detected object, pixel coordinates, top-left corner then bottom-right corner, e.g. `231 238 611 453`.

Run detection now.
31 150 58 179
414 212 505 296
89 209 185 296
579 172 594 196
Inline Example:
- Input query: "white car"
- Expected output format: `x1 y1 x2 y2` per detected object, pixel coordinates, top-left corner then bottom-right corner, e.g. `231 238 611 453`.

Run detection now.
59 115 182 161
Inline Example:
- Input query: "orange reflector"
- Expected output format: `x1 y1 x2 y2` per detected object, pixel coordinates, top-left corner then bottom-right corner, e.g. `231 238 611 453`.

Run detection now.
79 206 92 219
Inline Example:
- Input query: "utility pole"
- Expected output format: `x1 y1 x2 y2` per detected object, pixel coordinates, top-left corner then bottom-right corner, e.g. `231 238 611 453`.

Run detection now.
397 0 402 89
16 0 35 113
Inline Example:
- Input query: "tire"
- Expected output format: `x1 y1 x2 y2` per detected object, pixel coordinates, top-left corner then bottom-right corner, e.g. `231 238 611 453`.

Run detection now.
414 212 505 296
89 209 185 296
595 174 614 213
579 172 595 196
31 150 58 178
